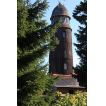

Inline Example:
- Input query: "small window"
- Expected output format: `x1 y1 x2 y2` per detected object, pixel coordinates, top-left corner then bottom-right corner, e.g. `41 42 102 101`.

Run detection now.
53 18 54 24
68 18 70 24
65 17 67 23
69 90 73 94
62 17 65 22
63 31 66 37
64 63 67 69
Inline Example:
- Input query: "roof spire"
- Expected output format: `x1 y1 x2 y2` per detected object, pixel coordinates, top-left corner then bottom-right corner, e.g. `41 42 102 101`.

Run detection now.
58 0 61 3
63 0 65 6
58 0 61 8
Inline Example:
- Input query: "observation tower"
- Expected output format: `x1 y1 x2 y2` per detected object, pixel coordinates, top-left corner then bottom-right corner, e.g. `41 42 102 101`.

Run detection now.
49 2 74 75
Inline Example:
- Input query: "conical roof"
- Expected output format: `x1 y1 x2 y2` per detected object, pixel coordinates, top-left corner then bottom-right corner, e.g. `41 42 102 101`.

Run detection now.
51 2 70 19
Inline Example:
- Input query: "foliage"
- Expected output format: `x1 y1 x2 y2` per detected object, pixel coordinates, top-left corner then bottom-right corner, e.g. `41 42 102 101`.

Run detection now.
52 90 87 106
72 0 87 90
17 0 62 105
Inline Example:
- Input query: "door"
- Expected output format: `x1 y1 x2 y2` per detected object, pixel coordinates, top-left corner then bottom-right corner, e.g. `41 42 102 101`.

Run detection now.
69 90 73 94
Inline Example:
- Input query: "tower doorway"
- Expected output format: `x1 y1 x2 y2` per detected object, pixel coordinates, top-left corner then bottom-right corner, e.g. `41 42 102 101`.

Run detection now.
69 90 73 94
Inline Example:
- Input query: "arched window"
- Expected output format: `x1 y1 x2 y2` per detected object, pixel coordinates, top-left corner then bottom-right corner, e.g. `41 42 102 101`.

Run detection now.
68 18 70 24
62 17 65 22
63 31 66 37
65 17 66 23
53 18 54 24
64 63 67 69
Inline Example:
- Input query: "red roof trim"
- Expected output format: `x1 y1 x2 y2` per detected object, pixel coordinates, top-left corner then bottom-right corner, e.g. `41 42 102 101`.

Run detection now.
58 26 72 31
52 72 77 77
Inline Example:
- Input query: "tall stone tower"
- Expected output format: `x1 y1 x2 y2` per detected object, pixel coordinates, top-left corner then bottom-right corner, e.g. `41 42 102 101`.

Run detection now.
49 2 74 75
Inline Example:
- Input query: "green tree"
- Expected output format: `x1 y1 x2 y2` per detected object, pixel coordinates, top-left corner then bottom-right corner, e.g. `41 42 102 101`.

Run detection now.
17 0 62 105
72 0 87 90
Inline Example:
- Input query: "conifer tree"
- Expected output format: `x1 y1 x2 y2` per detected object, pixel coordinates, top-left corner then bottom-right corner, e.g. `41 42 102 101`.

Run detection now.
17 0 62 105
72 0 87 89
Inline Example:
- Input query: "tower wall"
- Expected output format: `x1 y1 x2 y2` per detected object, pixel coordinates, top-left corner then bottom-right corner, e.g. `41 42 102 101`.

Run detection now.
49 27 73 75
49 2 74 75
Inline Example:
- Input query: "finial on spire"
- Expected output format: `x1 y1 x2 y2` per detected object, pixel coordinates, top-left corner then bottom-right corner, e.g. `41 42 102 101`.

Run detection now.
58 0 61 3
63 0 65 6
58 0 61 8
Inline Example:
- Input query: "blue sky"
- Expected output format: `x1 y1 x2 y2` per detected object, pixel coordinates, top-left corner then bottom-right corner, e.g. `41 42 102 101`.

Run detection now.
31 0 84 67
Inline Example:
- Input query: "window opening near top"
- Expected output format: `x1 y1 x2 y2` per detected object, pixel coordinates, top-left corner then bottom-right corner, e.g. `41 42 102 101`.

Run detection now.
68 18 70 24
62 17 65 22
64 63 67 69
63 31 66 37
65 17 66 22
53 18 54 24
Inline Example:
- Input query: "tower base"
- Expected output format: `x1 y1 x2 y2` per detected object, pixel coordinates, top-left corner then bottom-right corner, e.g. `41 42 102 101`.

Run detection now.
52 72 85 95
